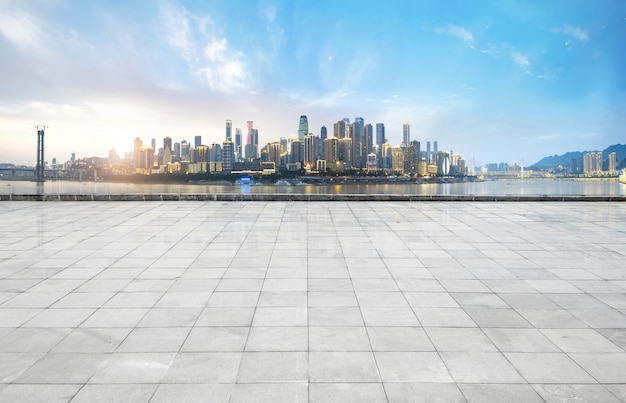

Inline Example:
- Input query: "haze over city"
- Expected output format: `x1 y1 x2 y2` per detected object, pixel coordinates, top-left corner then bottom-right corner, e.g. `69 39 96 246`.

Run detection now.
1 0 625 166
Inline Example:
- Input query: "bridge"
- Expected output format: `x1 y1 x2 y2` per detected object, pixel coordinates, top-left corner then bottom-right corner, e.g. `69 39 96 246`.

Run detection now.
0 168 56 181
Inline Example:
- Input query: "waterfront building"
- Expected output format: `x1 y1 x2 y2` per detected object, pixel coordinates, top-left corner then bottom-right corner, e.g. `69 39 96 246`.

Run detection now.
325 137 339 166
363 123 374 160
235 128 242 162
290 140 304 166
226 120 232 141
298 115 308 141
338 138 352 166
163 137 172 153
333 120 346 139
403 121 410 146
222 140 234 171
133 137 142 169
181 140 190 161
376 123 385 147
304 134 317 170
267 142 282 169
391 147 404 173
609 152 617 174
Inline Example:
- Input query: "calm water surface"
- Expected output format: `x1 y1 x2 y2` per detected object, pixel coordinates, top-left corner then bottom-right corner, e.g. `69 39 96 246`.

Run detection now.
1 180 624 196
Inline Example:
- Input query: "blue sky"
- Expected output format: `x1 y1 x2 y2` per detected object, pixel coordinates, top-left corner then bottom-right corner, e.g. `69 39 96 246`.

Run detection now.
1 0 625 166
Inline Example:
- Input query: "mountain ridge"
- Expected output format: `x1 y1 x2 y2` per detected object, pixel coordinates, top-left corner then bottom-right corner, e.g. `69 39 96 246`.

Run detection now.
530 144 626 170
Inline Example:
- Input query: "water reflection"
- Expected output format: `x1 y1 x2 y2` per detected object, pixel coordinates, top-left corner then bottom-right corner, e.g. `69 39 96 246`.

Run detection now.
0 180 624 196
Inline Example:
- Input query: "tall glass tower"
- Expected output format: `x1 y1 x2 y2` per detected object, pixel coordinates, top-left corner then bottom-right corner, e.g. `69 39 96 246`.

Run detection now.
298 115 309 141
403 121 410 145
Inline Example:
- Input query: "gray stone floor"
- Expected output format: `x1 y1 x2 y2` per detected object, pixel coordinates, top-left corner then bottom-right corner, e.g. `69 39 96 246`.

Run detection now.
0 201 625 402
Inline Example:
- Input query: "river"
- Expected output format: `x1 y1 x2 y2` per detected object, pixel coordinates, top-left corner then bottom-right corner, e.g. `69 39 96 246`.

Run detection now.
1 179 625 196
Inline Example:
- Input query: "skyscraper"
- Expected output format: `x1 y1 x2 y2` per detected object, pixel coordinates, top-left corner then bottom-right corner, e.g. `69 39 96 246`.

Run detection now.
226 120 232 142
363 123 374 157
235 128 242 161
376 123 385 147
298 115 309 141
195 136 202 148
222 140 234 171
403 121 410 145
163 137 172 153
333 120 346 139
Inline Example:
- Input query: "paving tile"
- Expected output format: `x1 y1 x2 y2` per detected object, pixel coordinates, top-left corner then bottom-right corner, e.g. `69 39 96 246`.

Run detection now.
569 353 626 383
441 352 525 383
309 383 386 403
89 353 176 383
459 384 544 403
367 326 434 351
483 328 560 352
505 352 596 383
70 384 157 403
14 352 109 384
375 352 452 382
163 352 242 383
246 326 308 351
181 326 249 352
532 384 622 403
385 383 465 403
309 352 380 382
309 326 370 351
427 327 498 352
237 352 307 383
0 384 81 403
540 328 623 352
230 383 307 403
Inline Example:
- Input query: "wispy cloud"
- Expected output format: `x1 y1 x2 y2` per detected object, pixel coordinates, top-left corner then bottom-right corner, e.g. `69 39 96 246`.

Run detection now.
510 50 530 67
555 24 589 42
160 0 248 92
435 24 474 42
0 7 42 51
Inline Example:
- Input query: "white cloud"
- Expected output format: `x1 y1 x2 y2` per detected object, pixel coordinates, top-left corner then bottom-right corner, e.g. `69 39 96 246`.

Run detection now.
510 50 529 67
559 25 589 41
0 7 43 51
435 24 474 42
159 0 248 92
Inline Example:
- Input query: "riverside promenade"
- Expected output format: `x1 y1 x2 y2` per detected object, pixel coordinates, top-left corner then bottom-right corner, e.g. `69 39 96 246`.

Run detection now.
1 201 625 402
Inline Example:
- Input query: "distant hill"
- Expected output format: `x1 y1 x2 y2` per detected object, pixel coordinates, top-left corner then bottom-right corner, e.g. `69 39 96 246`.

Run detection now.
529 144 626 170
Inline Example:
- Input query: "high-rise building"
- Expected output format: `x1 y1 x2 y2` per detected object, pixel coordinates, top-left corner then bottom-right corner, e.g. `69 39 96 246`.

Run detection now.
290 140 304 166
181 140 190 161
376 123 385 147
246 121 254 145
133 137 142 169
298 115 309 141
163 137 172 153
195 136 202 147
338 138 352 166
173 142 181 161
325 137 339 165
320 126 328 161
333 120 346 139
226 120 232 142
403 121 410 145
609 152 617 174
304 134 318 169
222 140 234 171
363 123 374 157
267 142 282 168
434 141 438 155
235 128 242 161
351 118 364 168
426 141 431 163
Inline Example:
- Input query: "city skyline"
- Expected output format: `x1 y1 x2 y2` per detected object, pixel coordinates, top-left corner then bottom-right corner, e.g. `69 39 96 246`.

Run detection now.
1 1 625 166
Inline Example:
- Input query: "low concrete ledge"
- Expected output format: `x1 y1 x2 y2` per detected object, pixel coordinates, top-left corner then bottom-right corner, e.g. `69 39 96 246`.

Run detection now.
2 193 626 201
